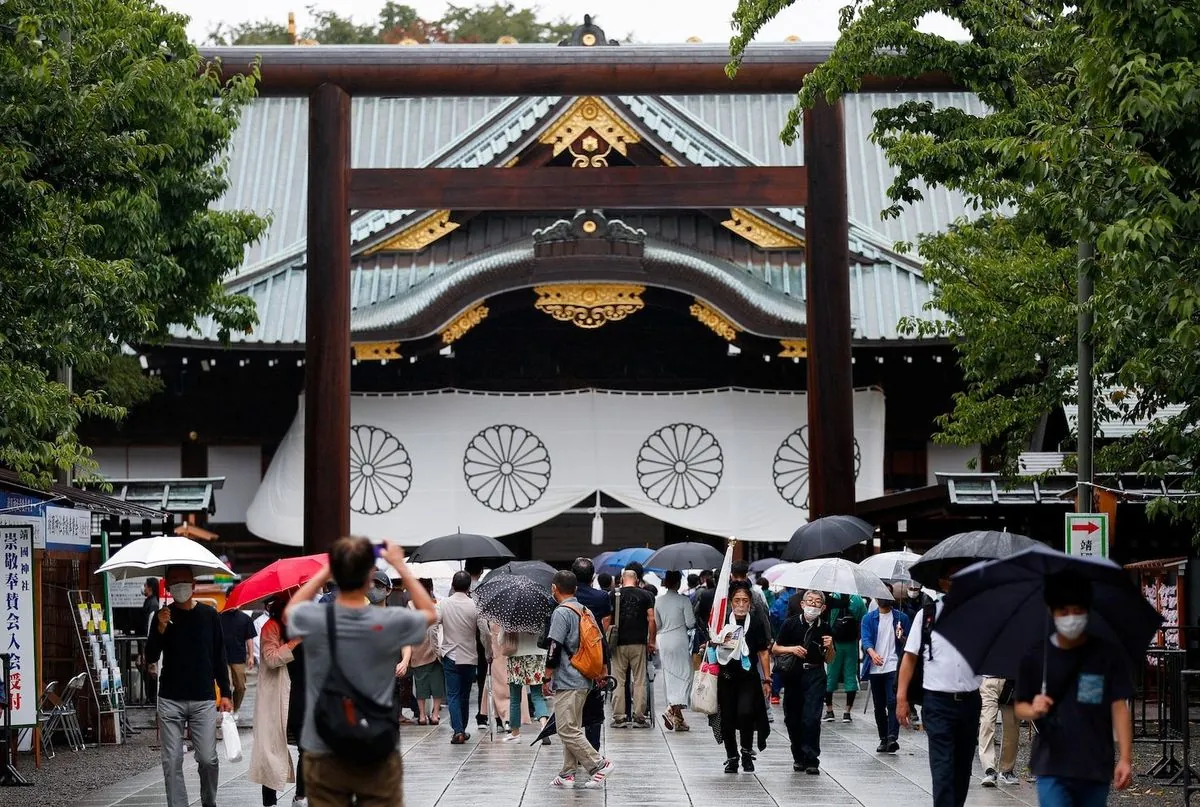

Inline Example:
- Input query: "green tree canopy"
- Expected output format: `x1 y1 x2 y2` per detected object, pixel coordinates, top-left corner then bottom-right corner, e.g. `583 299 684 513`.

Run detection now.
1 0 266 486
206 2 578 45
728 0 1200 516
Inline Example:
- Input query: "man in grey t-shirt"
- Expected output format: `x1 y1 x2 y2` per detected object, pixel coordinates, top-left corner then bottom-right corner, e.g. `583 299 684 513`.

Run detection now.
545 571 614 790
287 537 436 807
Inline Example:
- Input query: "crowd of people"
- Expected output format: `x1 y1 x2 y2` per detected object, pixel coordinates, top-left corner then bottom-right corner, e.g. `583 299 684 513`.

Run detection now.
143 543 1134 807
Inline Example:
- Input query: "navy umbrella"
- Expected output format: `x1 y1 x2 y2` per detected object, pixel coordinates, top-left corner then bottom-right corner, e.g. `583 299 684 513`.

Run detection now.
907 530 1037 589
645 542 724 572
937 544 1163 683
749 557 783 575
472 575 555 634
781 515 875 562
409 532 515 563
485 560 557 588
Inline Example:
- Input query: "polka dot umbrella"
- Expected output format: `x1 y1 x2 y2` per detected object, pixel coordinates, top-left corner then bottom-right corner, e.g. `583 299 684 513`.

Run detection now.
472 575 555 635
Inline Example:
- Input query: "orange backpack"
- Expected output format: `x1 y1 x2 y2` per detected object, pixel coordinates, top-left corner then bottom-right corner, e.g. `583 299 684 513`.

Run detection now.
559 603 605 680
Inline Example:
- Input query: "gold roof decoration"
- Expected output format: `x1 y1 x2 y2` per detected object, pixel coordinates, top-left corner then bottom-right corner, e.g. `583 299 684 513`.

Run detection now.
779 339 808 358
353 341 402 361
441 305 489 344
722 208 804 249
533 284 645 329
365 210 459 254
690 300 741 342
539 97 641 160
497 35 518 44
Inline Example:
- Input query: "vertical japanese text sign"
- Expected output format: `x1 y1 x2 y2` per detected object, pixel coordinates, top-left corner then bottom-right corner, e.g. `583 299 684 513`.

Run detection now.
1 525 36 727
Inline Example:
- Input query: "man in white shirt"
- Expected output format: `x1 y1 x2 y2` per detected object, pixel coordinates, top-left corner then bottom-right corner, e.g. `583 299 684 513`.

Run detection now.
437 571 490 745
860 598 911 753
897 568 983 807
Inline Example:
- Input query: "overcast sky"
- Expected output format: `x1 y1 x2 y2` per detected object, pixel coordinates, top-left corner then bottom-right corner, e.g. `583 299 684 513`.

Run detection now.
162 0 965 45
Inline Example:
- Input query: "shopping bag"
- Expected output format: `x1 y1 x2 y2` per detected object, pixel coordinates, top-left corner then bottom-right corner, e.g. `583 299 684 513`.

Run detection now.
221 712 243 762
690 667 719 715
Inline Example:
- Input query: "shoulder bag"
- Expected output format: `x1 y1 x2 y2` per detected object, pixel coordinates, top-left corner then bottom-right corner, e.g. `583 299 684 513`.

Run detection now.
313 606 399 763
904 602 938 706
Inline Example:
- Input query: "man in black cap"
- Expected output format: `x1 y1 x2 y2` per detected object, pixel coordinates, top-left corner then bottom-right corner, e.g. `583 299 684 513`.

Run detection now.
1015 571 1134 806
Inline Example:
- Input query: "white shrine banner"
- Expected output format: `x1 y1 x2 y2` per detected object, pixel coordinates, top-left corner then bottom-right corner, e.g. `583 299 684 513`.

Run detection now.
247 388 886 547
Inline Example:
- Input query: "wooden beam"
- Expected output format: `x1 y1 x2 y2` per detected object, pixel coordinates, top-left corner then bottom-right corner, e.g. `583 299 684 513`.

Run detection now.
348 167 808 211
304 83 351 555
803 96 856 519
200 44 960 97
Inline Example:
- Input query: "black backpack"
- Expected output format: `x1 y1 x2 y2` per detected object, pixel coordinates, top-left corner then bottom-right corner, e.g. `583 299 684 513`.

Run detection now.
830 594 859 643
313 606 398 763
904 602 938 706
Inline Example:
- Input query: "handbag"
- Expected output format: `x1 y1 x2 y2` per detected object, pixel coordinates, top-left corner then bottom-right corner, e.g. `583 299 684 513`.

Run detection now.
774 653 797 674
905 602 937 706
689 646 720 715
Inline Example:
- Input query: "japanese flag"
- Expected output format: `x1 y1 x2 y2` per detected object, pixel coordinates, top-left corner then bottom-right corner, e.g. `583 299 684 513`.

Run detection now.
708 540 736 638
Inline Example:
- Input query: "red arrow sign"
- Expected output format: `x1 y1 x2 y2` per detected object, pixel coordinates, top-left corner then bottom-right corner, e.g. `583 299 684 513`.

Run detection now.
1071 521 1100 535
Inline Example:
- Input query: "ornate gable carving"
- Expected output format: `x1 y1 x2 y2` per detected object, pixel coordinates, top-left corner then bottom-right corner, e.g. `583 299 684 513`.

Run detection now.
539 97 641 167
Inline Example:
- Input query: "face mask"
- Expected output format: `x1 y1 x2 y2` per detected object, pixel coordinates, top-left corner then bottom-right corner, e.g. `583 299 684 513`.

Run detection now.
1054 613 1088 640
731 601 751 617
168 583 193 603
802 605 822 621
367 586 389 604
907 589 921 599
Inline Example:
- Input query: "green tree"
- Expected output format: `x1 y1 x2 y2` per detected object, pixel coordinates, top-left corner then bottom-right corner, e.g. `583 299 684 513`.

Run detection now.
205 19 293 46
727 0 1200 514
437 2 575 43
1 0 266 487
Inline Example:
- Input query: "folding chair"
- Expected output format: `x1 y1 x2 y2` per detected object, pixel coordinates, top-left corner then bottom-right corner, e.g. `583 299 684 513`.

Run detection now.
59 674 88 751
16 681 57 759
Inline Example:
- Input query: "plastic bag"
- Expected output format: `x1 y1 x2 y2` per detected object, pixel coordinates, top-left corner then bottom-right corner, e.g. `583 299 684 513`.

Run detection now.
690 667 719 715
221 712 242 762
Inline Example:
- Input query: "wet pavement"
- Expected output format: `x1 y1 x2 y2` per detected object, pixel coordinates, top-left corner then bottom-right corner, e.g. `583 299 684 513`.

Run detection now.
75 677 1040 807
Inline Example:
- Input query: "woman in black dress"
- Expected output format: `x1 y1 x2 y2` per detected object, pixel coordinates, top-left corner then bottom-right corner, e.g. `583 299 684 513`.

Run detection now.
714 581 772 773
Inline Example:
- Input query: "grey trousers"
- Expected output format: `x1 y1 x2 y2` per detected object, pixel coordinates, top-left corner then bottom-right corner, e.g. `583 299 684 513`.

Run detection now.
158 697 219 807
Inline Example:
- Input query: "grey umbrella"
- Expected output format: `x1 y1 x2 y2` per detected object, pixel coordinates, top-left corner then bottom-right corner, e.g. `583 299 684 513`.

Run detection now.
409 532 516 563
781 515 875 562
907 530 1038 589
645 542 724 572
748 557 783 575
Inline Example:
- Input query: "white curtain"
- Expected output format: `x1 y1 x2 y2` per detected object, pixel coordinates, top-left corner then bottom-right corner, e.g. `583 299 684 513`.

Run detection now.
247 388 886 546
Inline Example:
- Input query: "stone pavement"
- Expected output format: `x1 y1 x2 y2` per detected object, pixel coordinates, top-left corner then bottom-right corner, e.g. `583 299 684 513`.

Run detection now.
79 676 1040 807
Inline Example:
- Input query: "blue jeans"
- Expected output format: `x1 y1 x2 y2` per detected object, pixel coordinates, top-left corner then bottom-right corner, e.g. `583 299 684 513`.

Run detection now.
1036 776 1110 807
923 691 982 807
869 671 899 741
442 658 477 735
509 682 549 729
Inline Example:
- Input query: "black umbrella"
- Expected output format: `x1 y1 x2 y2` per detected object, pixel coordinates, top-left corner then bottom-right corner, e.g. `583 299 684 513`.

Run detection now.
781 515 875 562
472 575 555 634
409 532 515 563
907 530 1038 589
645 542 724 572
530 686 607 745
937 544 1163 683
485 560 557 588
748 557 783 575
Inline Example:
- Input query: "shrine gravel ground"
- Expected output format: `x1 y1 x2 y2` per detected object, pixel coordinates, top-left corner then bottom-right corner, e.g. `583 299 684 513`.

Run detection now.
16 675 1179 807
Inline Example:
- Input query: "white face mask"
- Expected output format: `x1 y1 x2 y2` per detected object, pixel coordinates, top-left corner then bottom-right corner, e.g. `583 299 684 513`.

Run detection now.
1054 613 1088 640
168 582 194 603
802 605 822 621
907 589 921 599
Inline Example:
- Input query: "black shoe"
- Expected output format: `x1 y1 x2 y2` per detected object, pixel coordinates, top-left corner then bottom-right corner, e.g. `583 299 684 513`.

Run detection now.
887 739 900 753
805 766 820 775
476 713 488 727
875 739 889 753
793 763 805 772
724 757 739 774
842 712 852 723
821 711 836 722
741 749 756 773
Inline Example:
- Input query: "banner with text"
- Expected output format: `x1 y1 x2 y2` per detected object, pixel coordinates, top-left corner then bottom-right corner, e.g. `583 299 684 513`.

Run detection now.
1 525 36 727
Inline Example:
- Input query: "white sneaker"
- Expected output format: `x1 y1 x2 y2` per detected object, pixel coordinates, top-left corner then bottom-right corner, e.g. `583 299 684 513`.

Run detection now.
551 774 575 788
982 769 998 788
503 734 522 743
231 712 240 724
292 799 308 807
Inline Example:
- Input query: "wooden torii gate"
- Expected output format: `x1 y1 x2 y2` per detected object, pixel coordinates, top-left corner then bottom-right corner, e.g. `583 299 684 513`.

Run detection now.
204 35 954 554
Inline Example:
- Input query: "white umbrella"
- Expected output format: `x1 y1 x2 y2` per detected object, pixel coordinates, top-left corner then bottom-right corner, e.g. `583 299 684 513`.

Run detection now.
774 558 892 600
858 550 923 583
763 562 796 584
96 535 232 579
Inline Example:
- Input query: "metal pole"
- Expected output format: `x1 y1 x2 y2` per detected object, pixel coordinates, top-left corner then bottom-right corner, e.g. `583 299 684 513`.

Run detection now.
1077 239 1095 514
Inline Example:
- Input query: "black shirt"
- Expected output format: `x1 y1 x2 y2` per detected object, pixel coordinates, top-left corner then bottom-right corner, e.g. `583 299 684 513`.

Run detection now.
774 616 833 679
219 608 258 664
610 586 655 645
1016 635 1134 782
146 602 232 701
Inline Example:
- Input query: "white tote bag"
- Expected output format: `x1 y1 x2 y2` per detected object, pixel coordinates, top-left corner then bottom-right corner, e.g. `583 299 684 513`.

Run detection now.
220 712 243 762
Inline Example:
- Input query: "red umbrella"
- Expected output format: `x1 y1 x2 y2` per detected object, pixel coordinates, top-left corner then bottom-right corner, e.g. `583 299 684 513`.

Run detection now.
223 554 327 611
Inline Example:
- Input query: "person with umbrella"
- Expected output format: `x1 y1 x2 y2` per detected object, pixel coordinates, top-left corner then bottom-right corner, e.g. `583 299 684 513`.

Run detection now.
1013 571 1134 806
146 566 234 807
822 591 866 723
897 564 982 807
772 590 835 774
438 570 490 745
250 593 305 807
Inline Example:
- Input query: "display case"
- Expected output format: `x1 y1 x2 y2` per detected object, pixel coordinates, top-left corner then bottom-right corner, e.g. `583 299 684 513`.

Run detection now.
1126 557 1187 661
